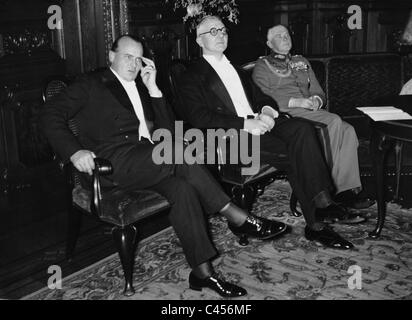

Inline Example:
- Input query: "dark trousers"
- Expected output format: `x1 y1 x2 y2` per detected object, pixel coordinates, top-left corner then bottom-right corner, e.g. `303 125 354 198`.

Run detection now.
257 117 334 226
150 164 230 267
106 143 231 268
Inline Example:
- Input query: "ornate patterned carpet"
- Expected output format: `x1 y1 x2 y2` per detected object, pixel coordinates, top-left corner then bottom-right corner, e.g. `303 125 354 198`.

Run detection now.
23 180 412 300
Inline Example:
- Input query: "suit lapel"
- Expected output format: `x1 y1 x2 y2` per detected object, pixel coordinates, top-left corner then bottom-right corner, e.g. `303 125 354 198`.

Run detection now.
101 69 154 122
135 77 154 121
102 69 134 112
235 66 254 110
198 58 238 115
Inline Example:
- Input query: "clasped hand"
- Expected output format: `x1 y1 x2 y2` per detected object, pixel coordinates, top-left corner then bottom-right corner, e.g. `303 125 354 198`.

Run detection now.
244 113 275 135
292 96 321 110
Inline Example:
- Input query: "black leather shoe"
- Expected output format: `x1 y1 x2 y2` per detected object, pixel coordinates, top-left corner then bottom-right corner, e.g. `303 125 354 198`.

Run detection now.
189 272 247 298
334 190 375 209
342 197 375 210
317 204 367 225
305 226 354 250
228 215 287 246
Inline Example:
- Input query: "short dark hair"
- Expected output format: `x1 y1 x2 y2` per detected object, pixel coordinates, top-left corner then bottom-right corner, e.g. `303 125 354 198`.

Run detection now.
111 35 143 52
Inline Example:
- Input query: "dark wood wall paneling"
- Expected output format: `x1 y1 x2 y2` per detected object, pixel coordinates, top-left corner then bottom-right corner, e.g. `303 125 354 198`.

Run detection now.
127 0 187 100
62 0 83 75
124 0 412 65
79 0 98 72
123 0 412 99
62 0 107 75
0 0 67 230
127 0 187 60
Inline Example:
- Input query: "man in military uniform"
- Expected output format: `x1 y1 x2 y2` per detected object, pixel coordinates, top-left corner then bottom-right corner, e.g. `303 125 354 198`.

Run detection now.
252 24 374 210
177 15 370 251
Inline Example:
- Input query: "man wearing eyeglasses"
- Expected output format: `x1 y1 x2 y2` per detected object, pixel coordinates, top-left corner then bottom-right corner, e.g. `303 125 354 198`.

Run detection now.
41 35 297 298
177 15 362 251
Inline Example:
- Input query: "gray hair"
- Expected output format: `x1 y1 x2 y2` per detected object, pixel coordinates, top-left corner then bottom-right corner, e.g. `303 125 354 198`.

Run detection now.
196 15 224 37
267 25 289 42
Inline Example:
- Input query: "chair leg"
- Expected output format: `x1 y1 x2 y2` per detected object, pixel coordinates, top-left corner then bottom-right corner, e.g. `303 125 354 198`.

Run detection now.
394 141 404 201
231 184 256 212
65 205 83 261
112 225 137 297
289 192 302 217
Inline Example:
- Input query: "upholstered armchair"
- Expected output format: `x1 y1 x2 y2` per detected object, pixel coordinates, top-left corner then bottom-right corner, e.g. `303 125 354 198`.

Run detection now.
167 59 303 219
42 77 171 296
308 53 407 197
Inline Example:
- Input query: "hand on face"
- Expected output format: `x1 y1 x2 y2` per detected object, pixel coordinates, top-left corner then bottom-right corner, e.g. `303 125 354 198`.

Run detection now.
140 57 156 86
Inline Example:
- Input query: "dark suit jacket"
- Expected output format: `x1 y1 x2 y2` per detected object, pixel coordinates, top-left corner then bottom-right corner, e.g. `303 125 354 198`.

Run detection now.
176 57 278 130
40 68 175 187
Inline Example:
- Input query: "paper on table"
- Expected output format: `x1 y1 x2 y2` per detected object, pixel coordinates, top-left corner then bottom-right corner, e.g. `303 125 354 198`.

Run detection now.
357 106 412 121
357 106 403 113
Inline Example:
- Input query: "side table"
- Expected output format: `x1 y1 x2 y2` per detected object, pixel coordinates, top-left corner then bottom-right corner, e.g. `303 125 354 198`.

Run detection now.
370 119 412 237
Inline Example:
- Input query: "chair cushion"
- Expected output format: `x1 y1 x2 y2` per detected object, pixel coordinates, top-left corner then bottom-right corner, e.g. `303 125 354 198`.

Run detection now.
73 185 170 227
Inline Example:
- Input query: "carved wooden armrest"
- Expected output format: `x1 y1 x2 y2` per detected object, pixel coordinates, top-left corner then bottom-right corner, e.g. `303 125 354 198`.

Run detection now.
91 157 113 215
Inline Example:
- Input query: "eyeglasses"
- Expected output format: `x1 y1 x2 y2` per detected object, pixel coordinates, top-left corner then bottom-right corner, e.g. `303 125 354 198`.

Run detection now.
198 27 228 37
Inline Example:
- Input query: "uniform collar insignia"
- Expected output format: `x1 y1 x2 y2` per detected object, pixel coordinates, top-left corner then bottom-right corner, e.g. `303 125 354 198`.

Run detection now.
270 52 291 61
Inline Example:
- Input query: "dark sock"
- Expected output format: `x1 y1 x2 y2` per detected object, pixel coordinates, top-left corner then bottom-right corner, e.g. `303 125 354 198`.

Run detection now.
192 262 213 279
313 190 334 209
307 222 325 231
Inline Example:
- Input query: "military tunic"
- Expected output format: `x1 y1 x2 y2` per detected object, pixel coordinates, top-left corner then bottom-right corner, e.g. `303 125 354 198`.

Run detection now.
252 53 361 194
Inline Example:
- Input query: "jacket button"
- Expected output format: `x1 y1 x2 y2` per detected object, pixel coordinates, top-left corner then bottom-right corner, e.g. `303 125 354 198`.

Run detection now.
125 135 129 139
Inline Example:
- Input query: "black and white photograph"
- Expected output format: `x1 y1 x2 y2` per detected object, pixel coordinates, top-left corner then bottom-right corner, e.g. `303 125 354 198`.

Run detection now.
1 0 412 308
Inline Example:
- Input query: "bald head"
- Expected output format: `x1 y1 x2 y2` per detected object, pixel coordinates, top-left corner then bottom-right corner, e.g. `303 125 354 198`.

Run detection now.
266 25 292 54
111 35 142 52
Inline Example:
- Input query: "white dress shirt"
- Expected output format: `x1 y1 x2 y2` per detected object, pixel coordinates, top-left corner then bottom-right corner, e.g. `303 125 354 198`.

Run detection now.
110 68 153 143
203 55 255 118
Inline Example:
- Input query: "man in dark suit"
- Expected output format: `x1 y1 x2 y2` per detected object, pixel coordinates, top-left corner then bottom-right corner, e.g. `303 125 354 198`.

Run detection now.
40 35 290 298
177 16 362 250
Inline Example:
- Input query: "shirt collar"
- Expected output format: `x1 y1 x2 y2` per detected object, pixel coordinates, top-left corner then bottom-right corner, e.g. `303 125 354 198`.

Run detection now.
269 51 291 61
203 54 230 67
110 67 136 88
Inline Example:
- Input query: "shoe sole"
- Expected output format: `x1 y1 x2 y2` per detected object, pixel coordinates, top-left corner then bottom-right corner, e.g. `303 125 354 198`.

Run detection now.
305 234 353 250
189 284 247 298
339 200 376 210
234 224 288 241
261 225 288 240
323 217 368 225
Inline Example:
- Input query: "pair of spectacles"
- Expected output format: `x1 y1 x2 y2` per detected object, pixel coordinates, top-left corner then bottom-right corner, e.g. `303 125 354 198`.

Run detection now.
124 54 143 64
198 27 228 37
273 33 290 40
